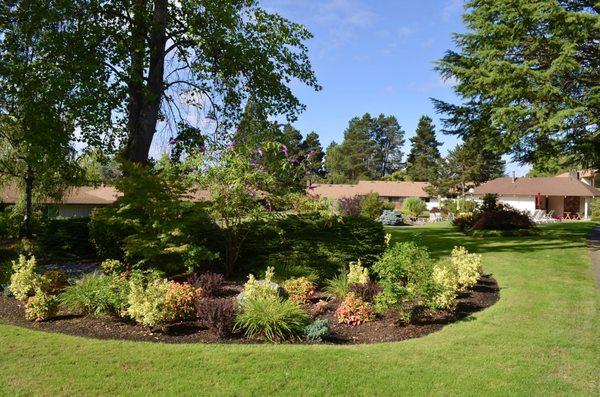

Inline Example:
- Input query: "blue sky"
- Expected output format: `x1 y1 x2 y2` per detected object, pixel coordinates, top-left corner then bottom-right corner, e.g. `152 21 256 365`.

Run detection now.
261 0 530 176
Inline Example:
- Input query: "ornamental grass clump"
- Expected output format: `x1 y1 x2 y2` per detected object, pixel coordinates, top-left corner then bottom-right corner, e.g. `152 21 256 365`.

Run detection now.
335 292 372 325
60 273 130 317
234 296 309 342
324 272 349 300
283 277 316 304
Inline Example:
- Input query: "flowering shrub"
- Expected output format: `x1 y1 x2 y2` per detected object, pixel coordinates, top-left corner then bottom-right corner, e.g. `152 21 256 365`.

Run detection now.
234 296 309 341
9 255 43 302
239 266 281 302
187 272 224 298
347 260 369 285
348 280 382 303
100 259 126 275
310 299 329 317
338 196 363 216
42 270 68 295
196 297 237 337
126 277 171 327
335 292 373 325
25 289 59 322
451 246 483 289
283 277 316 304
304 319 329 340
164 282 199 322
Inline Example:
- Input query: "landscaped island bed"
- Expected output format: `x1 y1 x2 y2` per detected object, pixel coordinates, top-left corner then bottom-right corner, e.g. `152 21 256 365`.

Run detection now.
0 222 597 395
0 275 498 344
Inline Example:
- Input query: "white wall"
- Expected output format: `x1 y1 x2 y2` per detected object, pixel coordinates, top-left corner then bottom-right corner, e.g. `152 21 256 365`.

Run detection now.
498 196 536 214
426 198 439 211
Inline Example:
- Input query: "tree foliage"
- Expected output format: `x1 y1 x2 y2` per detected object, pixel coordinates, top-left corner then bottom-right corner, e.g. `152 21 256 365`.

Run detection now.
434 0 600 169
405 116 442 182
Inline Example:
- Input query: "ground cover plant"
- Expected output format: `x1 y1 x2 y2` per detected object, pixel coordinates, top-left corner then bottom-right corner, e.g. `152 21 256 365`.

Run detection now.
0 222 597 395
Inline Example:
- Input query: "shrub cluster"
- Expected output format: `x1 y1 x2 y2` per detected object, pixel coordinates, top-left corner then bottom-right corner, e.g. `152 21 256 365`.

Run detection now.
402 197 427 219
452 194 534 233
60 273 130 317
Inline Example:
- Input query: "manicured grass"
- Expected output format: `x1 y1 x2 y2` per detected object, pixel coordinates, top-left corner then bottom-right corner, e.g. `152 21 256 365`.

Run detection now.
0 222 598 396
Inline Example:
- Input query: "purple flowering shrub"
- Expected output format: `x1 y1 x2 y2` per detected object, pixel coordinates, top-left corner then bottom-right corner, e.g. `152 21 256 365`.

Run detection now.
338 196 363 216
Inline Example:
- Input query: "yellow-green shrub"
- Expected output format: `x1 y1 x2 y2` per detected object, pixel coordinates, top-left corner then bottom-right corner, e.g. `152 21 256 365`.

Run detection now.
240 266 280 302
126 277 171 327
451 246 483 290
432 262 460 309
9 255 44 302
25 289 59 321
347 260 369 285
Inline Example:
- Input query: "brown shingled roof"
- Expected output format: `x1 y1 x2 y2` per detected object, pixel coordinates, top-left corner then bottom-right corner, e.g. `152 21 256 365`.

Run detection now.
473 177 600 197
0 184 211 205
309 180 431 199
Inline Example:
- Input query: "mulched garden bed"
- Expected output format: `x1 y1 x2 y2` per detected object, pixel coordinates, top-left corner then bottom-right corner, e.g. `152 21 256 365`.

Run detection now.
0 275 499 344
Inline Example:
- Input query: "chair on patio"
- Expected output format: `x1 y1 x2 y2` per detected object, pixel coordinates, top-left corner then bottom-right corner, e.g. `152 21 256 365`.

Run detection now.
541 210 557 223
531 209 546 224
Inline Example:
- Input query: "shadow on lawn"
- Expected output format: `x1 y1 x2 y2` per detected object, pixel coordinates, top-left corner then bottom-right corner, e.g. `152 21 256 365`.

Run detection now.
387 222 594 260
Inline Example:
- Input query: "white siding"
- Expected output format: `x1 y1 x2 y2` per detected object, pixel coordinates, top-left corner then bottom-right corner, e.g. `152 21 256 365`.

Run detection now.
497 196 536 214
426 198 439 210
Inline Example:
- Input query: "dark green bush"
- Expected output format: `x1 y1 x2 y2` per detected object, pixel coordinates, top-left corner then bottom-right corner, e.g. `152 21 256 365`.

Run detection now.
237 213 386 280
36 218 95 260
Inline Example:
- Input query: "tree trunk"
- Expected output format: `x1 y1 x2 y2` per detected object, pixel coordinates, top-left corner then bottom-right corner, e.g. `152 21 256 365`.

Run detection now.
19 166 34 238
122 0 168 164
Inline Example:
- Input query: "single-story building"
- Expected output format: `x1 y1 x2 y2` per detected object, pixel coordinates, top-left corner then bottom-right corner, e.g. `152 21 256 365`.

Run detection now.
473 175 600 219
0 184 211 218
309 180 439 210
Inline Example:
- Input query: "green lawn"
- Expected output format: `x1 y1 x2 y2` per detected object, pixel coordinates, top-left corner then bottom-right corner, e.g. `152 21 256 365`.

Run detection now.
1 222 598 396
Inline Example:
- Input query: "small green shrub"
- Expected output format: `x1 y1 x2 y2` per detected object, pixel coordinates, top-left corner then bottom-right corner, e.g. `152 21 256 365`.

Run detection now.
283 277 316 304
590 198 600 220
373 282 413 316
9 255 43 302
335 292 373 325
60 273 129 317
100 259 127 275
402 197 427 218
373 242 432 284
234 296 309 342
304 319 329 340
347 260 369 285
360 192 394 220
25 289 59 322
324 272 349 300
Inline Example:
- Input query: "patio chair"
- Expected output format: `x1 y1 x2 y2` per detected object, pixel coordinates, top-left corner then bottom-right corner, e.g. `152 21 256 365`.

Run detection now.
531 210 545 224
542 210 557 223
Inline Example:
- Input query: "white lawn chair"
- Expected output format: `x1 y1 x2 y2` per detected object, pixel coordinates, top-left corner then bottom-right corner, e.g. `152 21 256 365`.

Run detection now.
542 210 557 223
531 210 545 224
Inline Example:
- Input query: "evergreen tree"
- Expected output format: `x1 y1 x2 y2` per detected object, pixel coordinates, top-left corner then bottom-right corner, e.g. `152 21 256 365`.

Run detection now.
406 116 442 181
370 114 405 178
434 0 600 169
428 140 505 197
323 142 348 183
300 132 325 180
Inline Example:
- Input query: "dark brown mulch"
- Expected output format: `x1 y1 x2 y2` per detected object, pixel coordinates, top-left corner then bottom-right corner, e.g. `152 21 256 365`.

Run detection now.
0 276 499 345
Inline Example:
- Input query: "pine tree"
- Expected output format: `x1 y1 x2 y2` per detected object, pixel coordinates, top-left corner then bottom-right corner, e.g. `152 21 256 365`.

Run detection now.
406 116 442 182
300 132 325 179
